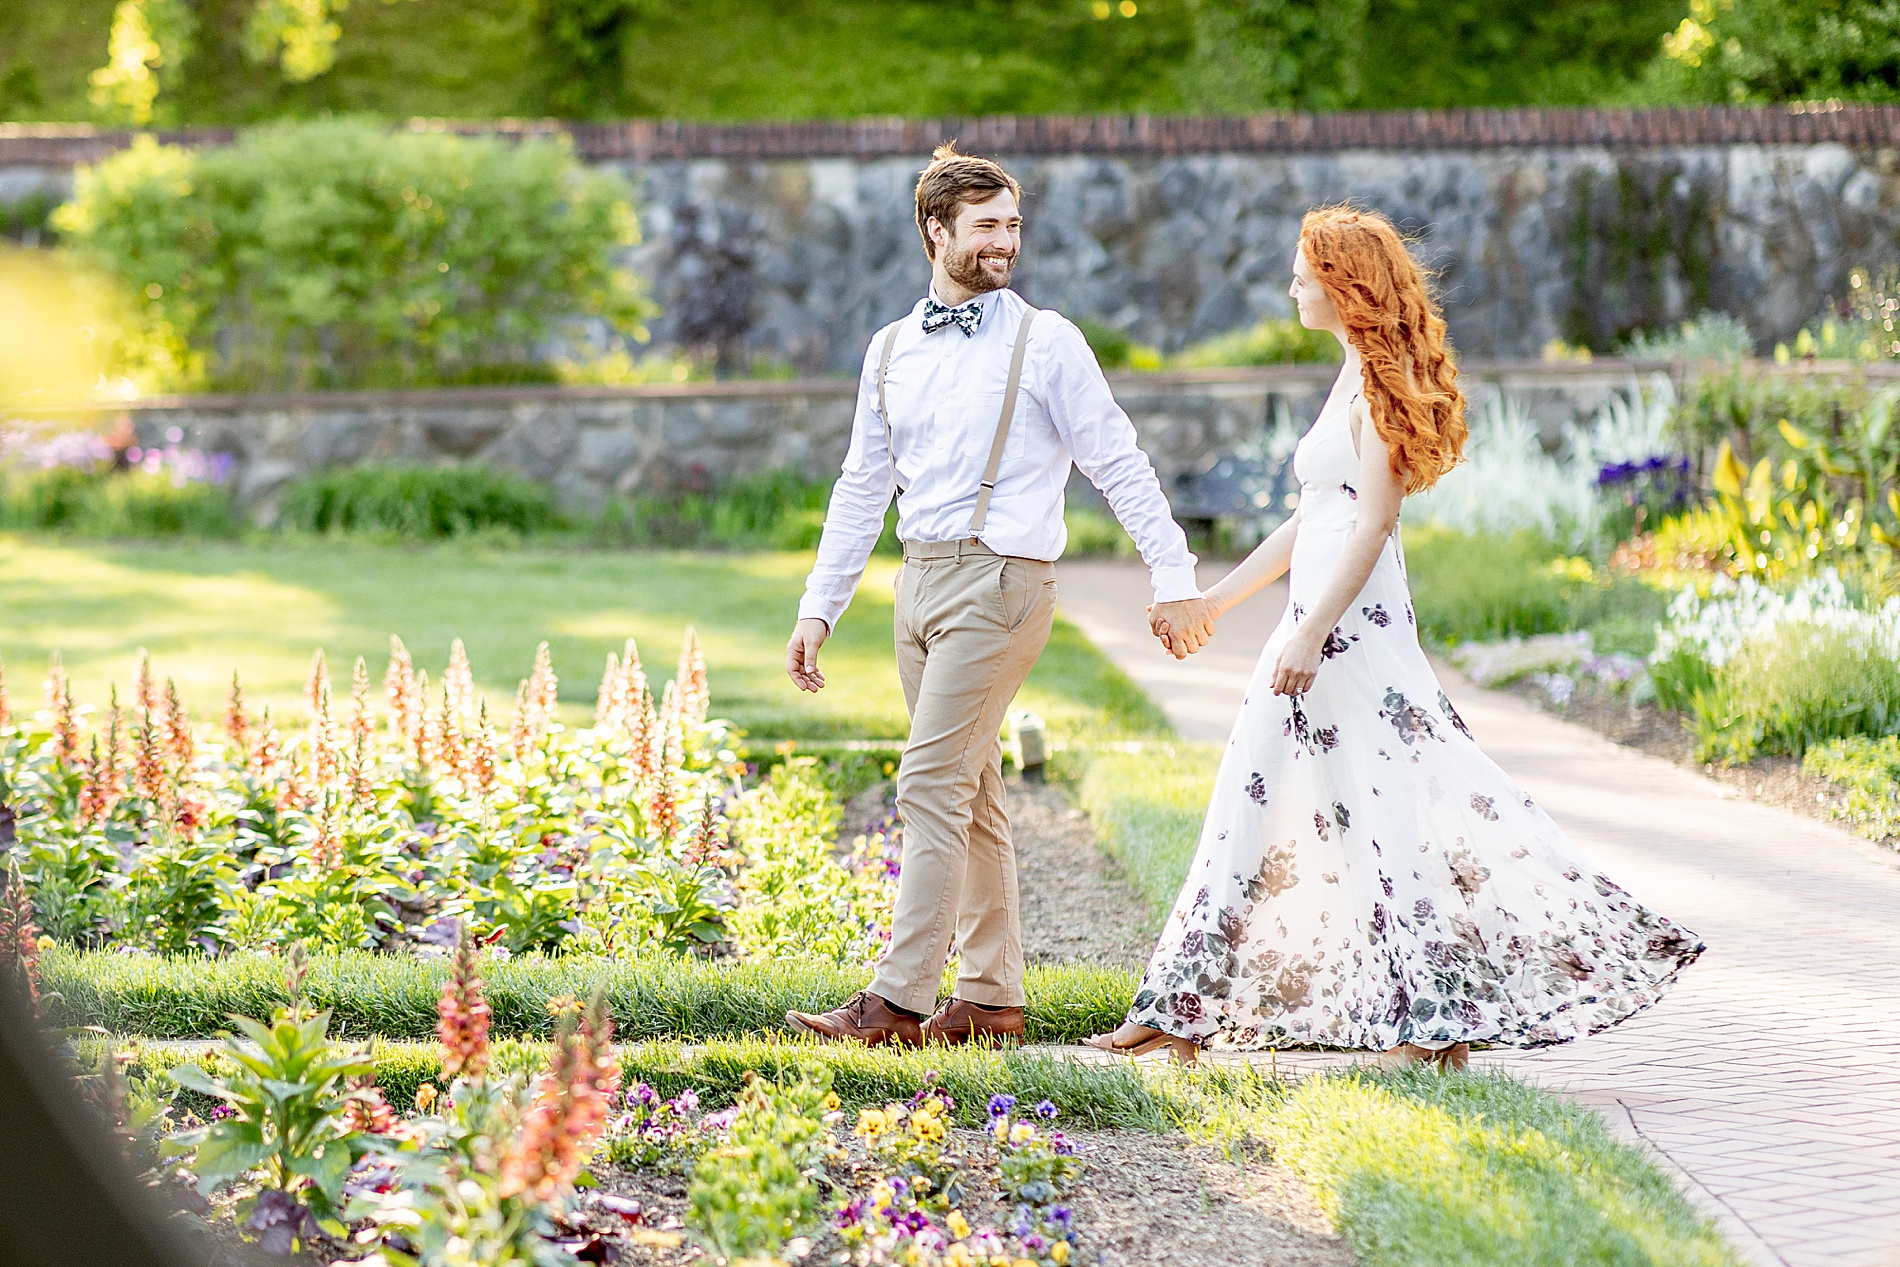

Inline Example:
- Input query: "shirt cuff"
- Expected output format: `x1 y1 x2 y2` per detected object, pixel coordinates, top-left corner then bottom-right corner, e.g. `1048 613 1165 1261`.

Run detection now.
796 593 842 631
1149 565 1202 605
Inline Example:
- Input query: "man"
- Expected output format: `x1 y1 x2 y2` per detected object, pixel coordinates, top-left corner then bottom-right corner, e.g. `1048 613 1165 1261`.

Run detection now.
783 143 1215 1048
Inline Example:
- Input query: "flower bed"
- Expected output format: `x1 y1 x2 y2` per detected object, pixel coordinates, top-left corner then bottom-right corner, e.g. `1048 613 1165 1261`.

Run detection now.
0 631 893 964
76 946 1738 1267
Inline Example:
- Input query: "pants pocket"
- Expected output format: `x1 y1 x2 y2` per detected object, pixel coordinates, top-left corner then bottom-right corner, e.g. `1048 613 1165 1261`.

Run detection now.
998 560 1052 633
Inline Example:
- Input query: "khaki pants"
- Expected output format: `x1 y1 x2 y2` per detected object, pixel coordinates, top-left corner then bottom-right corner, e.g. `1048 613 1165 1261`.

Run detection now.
868 540 1058 1013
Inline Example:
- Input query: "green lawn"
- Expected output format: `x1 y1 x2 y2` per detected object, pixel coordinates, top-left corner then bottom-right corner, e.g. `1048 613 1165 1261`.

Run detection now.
0 535 1166 742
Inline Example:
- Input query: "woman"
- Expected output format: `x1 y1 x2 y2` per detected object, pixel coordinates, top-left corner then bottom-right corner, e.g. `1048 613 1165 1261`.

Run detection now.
1087 206 1703 1067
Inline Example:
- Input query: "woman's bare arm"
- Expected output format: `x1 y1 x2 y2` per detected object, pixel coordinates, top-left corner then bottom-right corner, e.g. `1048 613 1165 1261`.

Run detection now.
1269 398 1405 696
1205 505 1301 617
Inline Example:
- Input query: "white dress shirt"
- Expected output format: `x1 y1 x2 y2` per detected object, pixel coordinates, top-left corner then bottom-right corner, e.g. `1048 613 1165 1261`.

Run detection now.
798 286 1201 630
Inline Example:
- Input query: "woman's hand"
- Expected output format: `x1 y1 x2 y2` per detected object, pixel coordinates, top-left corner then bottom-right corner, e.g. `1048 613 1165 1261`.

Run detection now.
1271 628 1324 696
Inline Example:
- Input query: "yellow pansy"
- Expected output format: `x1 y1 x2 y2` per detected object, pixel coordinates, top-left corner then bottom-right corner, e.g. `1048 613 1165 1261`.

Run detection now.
947 1211 972 1240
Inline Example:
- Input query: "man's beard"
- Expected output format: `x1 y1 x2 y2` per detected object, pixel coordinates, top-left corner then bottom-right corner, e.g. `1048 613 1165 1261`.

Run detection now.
941 236 1016 294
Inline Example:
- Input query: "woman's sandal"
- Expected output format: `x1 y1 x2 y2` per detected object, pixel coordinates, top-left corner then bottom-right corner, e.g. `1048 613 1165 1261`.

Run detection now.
1372 1042 1470 1071
1082 1026 1200 1065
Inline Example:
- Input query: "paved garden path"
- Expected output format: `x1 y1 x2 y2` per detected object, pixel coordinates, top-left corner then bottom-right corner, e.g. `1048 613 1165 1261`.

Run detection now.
1051 561 1900 1267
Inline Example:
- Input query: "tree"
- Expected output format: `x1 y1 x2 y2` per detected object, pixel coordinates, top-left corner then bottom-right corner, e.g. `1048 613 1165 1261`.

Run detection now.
1655 0 1900 103
1176 0 1368 110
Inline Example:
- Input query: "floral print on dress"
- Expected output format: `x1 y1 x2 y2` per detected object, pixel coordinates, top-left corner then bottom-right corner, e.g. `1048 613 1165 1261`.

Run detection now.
1122 380 1703 1053
1438 690 1473 739
1379 688 1441 747
1321 626 1358 658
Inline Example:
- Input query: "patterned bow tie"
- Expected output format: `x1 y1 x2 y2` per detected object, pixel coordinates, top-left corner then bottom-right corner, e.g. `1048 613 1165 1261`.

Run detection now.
921 296 984 336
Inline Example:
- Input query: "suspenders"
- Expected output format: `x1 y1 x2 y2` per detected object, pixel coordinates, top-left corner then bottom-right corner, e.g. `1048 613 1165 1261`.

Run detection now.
877 305 1039 538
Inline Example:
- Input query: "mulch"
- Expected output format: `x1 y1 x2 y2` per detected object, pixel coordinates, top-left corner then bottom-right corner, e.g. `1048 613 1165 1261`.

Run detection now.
569 1127 1353 1267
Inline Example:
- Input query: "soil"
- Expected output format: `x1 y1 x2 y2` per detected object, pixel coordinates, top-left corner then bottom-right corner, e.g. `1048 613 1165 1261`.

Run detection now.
573 1128 1352 1267
837 778 1157 970
1498 676 1890 847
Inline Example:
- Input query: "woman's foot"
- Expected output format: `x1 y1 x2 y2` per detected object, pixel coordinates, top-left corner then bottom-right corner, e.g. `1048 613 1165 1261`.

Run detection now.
1372 1042 1470 1071
1082 1022 1199 1064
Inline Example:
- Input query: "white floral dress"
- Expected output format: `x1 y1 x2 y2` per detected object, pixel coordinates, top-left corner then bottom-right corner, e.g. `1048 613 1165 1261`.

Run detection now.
1125 386 1704 1050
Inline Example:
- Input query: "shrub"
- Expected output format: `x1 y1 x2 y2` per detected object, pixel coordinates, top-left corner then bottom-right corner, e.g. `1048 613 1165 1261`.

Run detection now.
0 427 239 538
277 463 563 538
1804 735 1900 840
1403 526 1569 643
1649 572 1900 761
1171 316 1341 367
1062 507 1139 557
52 120 649 393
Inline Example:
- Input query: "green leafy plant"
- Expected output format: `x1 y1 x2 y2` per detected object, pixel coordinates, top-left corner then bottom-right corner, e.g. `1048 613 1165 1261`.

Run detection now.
126 834 233 954
169 948 377 1240
1804 735 1900 840
987 1095 1082 1207
687 1065 840 1262
278 463 564 540
1651 0 1900 104
1170 315 1342 367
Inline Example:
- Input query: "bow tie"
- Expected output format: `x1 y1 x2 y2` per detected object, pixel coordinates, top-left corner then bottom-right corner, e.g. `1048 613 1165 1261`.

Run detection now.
921 297 984 336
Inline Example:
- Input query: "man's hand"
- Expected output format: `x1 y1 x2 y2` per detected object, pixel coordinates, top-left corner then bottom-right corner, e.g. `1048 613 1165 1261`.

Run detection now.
1149 597 1215 660
786 617 831 692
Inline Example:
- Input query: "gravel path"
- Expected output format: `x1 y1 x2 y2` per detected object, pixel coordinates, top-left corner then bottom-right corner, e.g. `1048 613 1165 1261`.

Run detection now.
839 778 1156 970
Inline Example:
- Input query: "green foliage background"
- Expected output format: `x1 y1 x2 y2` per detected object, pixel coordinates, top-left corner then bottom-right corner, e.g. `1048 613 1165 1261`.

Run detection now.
3 0 1690 125
52 120 646 392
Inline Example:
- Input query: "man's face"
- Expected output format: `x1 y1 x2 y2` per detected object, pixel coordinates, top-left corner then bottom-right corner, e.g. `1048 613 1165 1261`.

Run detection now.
931 189 1022 294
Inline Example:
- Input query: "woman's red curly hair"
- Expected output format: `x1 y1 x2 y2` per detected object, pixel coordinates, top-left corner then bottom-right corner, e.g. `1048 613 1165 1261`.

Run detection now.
1300 205 1466 494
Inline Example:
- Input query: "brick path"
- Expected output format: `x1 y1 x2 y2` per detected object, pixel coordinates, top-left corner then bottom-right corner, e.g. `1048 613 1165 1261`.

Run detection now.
1052 561 1900 1267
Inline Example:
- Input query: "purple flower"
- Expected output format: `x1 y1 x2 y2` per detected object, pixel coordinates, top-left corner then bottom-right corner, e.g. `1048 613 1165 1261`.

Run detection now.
834 1198 866 1228
630 1082 658 1107
1049 1207 1073 1229
674 1088 700 1114
1035 1099 1057 1119
988 1094 1016 1118
898 1211 930 1235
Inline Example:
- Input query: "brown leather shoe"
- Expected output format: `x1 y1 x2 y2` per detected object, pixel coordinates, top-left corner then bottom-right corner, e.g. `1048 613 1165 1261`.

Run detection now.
922 997 1026 1046
786 991 923 1047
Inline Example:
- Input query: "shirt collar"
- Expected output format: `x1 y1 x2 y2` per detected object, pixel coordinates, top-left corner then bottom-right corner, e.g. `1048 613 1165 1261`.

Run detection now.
923 286 1010 314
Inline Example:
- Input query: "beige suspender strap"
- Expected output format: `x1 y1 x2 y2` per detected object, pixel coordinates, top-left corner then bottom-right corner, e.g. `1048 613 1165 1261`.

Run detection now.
969 306 1037 537
876 322 904 493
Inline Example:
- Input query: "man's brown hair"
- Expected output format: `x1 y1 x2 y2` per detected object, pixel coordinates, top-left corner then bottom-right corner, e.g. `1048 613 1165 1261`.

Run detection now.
913 142 1023 261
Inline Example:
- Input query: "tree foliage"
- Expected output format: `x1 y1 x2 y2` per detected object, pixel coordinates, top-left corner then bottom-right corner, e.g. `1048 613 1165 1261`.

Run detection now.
1176 0 1369 111
52 119 650 392
1654 0 1900 103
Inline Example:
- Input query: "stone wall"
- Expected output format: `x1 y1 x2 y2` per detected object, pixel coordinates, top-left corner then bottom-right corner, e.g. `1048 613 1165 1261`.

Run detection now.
616 140 1900 374
9 106 1899 373
102 361 1678 521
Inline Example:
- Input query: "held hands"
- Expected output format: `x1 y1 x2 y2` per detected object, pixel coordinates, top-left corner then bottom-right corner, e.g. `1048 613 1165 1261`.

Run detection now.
1270 627 1323 696
1147 597 1217 660
785 617 830 692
